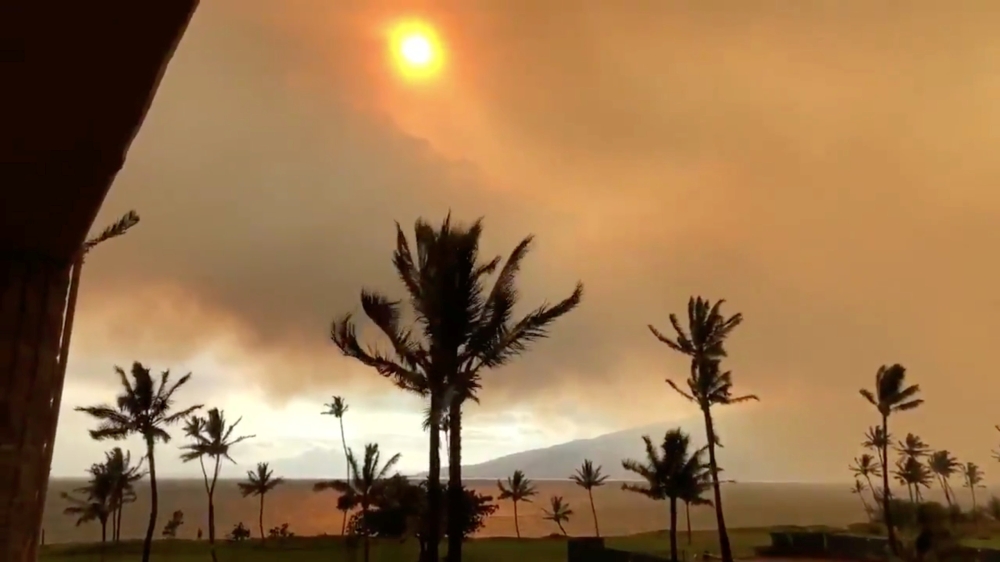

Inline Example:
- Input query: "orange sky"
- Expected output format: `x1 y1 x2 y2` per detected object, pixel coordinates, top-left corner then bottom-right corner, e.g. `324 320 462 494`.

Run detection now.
55 0 1000 480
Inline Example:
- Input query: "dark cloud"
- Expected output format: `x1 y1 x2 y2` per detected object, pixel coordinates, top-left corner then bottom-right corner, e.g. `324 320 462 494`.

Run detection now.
67 0 1000 467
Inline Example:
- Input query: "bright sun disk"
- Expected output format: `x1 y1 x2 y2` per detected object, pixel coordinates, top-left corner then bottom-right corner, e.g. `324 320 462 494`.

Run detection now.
387 20 444 81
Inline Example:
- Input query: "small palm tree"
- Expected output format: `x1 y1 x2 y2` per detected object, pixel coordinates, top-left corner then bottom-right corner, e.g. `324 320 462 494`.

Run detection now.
893 455 932 503
896 433 930 461
314 443 401 562
862 426 890 468
570 460 609 537
678 472 713 546
962 462 986 511
542 496 573 536
849 454 882 510
75 363 200 562
622 429 710 562
858 363 922 554
103 447 145 543
237 463 285 540
61 461 116 552
851 479 872 518
321 396 352 534
927 450 959 506
180 407 254 551
497 470 537 538
651 297 757 562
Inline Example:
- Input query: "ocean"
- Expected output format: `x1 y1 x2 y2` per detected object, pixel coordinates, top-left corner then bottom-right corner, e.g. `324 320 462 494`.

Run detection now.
41 478 973 545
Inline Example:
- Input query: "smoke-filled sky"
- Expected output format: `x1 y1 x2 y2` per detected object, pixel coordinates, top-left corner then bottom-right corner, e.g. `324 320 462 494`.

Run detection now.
52 1 1000 480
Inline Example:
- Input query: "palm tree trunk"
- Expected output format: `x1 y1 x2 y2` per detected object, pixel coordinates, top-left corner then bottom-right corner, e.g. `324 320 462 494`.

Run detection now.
558 521 567 536
880 415 898 556
338 416 350 535
588 488 600 537
143 439 158 562
685 501 692 545
858 494 870 516
863 475 879 514
425 393 443 562
702 407 732 562
971 486 978 511
669 497 679 562
446 400 464 562
259 493 265 540
513 500 520 538
362 507 371 562
0 253 76 562
100 518 107 562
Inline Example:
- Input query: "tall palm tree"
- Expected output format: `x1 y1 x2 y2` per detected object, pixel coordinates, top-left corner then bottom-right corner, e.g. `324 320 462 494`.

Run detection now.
962 462 985 511
321 396 352 534
927 450 959 506
850 480 872 518
622 429 710 562
329 215 583 562
651 297 757 562
862 426 890 469
237 462 285 540
314 443 401 562
849 454 882 510
858 363 922 554
61 461 117 555
570 460 609 537
497 470 538 538
102 447 145 543
75 362 200 562
179 407 254 552
542 496 573 536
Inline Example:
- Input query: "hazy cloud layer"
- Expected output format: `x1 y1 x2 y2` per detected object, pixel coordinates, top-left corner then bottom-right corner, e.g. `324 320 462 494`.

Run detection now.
70 0 1000 465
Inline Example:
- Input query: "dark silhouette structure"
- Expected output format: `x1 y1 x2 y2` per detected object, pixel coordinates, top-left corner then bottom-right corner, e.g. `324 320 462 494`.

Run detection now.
0 2 199 560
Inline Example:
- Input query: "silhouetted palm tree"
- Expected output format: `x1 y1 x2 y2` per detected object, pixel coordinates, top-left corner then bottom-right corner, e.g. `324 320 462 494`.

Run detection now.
927 450 959 506
497 470 537 539
651 297 756 562
862 426 890 469
61 461 117 556
858 363 922 554
180 407 254 555
850 454 882 510
329 216 583 562
678 473 713 546
237 462 285 540
322 396 352 534
75 363 200 562
570 460 609 537
851 480 872 518
893 457 931 502
896 433 929 461
622 429 710 562
103 447 145 543
314 443 401 562
962 462 985 511
543 496 573 536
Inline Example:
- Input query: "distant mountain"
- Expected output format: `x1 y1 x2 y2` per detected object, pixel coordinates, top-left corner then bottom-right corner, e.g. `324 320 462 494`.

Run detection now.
269 405 852 483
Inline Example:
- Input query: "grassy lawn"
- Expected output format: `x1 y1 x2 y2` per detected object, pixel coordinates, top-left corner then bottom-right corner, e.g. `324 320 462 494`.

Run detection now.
39 528 775 561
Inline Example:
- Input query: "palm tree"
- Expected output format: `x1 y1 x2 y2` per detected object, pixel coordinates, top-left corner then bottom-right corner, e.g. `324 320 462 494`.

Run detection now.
329 216 583 562
892 457 931 502
570 460 609 537
851 480 872 518
61 461 117 555
237 462 285 540
314 443 401 562
862 426 890 469
179 407 254 552
849 454 882 510
651 297 757 562
858 363 922 554
896 433 930 460
102 447 145 543
75 362 200 562
542 496 573 536
678 469 713 546
622 429 710 562
962 462 985 511
321 396 352 534
927 450 959 506
497 470 537 538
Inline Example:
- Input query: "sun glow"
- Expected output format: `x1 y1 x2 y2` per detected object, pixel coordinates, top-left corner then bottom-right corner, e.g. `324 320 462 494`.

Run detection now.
387 19 444 81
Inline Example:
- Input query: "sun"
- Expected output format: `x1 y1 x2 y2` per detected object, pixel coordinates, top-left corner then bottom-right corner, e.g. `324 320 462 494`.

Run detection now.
387 20 444 81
